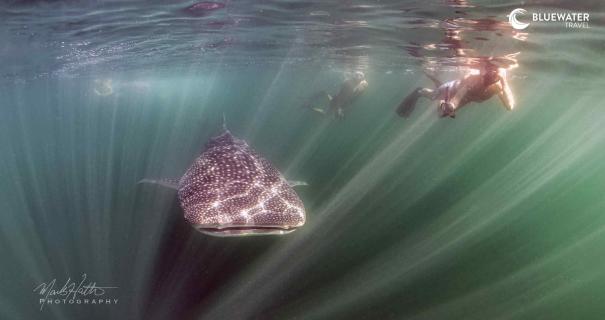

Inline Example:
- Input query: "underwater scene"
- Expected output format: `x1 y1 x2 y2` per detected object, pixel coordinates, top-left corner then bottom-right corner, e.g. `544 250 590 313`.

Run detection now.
1 0 605 319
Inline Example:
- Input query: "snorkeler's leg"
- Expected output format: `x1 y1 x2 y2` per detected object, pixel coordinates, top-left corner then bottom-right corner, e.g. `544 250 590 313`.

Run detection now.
335 107 345 119
423 71 442 88
396 87 434 117
302 91 330 114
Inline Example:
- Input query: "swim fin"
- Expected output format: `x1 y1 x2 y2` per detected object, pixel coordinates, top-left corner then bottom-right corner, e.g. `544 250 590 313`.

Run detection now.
396 88 421 117
302 91 329 111
311 107 327 114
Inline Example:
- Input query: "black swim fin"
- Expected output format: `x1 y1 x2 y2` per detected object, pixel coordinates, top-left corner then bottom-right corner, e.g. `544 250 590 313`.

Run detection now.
396 88 421 118
302 91 329 109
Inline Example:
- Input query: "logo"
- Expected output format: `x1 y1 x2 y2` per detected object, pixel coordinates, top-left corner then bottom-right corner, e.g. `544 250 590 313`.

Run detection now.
508 8 530 30
33 273 119 311
508 8 590 29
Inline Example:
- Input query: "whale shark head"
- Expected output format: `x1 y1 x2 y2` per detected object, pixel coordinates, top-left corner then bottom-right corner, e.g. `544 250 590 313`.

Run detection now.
177 131 305 237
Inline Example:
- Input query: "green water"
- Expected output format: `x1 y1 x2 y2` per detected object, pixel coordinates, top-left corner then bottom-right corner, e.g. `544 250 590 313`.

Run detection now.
2 1 605 319
2 66 605 319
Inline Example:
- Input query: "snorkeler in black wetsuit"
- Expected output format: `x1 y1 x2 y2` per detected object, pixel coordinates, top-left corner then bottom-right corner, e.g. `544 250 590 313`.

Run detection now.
304 71 368 119
396 63 514 118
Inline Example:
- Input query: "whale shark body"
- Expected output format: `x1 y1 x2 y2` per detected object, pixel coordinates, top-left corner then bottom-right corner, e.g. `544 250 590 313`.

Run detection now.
141 128 306 237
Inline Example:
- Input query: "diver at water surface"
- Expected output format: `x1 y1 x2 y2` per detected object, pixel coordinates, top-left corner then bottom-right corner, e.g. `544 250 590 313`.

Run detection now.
396 62 514 118
304 71 368 118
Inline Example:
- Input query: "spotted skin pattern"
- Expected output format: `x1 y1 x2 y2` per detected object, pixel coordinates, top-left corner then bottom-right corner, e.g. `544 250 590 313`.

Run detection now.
177 130 305 236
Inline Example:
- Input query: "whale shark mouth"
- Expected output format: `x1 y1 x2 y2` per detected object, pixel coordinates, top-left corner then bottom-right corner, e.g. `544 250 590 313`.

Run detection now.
195 225 298 237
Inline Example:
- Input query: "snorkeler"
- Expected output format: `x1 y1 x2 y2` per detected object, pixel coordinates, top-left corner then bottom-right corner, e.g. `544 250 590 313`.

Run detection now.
93 79 114 96
396 63 514 118
304 71 368 118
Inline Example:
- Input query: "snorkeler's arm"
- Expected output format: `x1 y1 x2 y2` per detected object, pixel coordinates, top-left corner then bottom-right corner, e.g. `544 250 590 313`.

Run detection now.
497 69 514 110
446 80 468 110
354 80 368 94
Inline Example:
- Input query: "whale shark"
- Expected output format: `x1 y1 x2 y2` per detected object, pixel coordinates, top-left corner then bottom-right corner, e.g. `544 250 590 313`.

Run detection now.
141 125 306 237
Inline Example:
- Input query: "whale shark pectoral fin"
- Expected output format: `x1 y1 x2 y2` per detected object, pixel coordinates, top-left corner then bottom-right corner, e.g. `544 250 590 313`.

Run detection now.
287 180 308 187
138 178 179 190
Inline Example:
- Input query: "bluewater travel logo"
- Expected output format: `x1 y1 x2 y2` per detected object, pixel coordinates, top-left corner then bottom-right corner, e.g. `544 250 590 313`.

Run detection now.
33 273 119 311
508 8 590 30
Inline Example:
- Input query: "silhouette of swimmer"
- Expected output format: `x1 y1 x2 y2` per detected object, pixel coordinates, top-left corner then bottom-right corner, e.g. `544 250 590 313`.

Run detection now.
396 64 514 118
305 71 368 118
93 79 113 96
